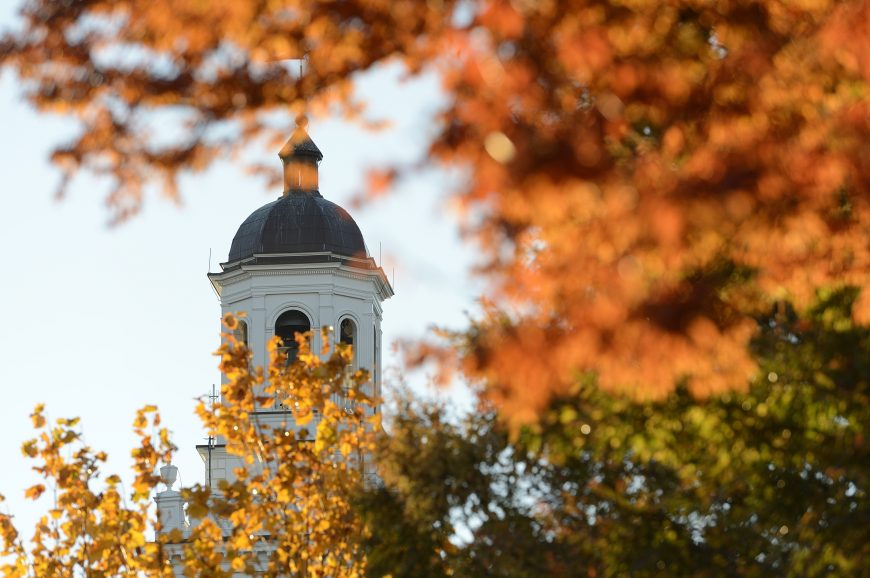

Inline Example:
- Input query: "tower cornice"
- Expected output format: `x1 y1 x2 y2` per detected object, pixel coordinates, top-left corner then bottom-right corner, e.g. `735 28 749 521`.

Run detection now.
208 255 393 302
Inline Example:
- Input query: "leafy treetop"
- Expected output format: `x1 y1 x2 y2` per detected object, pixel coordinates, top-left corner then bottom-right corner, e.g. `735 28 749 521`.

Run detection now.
2 0 869 422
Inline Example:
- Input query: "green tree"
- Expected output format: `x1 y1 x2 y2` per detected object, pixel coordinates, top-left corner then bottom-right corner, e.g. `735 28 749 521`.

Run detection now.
363 291 868 577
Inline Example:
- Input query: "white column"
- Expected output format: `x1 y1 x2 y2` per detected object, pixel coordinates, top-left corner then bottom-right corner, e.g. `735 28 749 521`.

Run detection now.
250 294 266 368
154 465 187 535
318 291 334 356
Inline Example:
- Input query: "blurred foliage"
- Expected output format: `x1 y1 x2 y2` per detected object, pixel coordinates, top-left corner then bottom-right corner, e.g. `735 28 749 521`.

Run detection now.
1 0 869 415
0 0 868 573
363 290 868 577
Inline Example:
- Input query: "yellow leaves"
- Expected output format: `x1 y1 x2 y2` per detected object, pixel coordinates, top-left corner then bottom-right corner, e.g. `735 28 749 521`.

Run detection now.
178 328 375 574
276 486 292 503
130 406 176 505
223 312 239 330
340 441 353 458
315 420 337 454
267 335 282 353
21 440 38 458
295 410 314 427
158 427 172 449
8 399 183 571
131 477 155 502
55 417 80 427
316 518 332 533
126 529 146 548
184 488 210 521
24 485 45 501
30 405 45 428
367 412 383 431
133 405 158 429
231 531 253 550
297 350 317 365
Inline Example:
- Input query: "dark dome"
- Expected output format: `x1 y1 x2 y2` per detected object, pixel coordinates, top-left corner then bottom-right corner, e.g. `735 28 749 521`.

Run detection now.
228 193 368 263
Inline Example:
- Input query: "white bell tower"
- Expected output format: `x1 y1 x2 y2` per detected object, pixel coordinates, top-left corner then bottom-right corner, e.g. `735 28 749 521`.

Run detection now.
201 116 393 489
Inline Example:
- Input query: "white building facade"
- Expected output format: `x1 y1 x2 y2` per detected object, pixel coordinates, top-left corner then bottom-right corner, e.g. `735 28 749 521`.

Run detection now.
155 117 393 572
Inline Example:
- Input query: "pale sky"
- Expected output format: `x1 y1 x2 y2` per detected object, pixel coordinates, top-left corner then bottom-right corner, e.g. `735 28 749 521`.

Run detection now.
0 0 480 535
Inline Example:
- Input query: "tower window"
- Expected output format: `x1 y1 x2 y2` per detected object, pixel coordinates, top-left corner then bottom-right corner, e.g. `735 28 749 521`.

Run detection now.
275 310 311 362
340 318 357 366
233 320 248 346
340 318 356 347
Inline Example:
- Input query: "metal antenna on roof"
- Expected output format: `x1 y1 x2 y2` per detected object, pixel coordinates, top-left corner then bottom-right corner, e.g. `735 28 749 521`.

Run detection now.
206 384 219 489
208 248 212 273
392 266 395 290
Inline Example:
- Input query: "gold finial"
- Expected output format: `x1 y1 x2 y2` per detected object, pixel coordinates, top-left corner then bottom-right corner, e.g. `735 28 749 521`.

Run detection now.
279 115 322 195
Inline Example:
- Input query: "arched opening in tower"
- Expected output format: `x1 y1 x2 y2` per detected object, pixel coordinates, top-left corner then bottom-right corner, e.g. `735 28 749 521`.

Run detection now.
275 310 311 363
234 320 248 346
339 317 357 367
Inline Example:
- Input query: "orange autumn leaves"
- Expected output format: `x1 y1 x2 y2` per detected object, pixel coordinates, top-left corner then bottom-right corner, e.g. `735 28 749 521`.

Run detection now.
434 1 870 420
2 0 869 422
